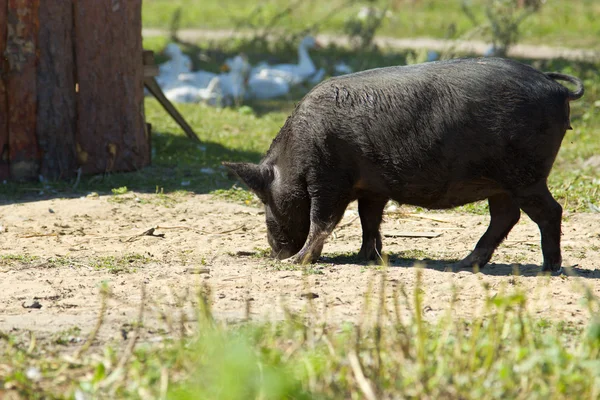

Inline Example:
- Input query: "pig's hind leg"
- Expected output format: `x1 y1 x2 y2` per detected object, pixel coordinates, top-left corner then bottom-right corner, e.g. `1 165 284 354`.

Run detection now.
453 193 521 270
515 182 563 272
357 197 388 261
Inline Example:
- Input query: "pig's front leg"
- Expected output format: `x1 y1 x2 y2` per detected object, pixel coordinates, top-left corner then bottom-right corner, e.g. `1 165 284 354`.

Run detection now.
290 194 349 264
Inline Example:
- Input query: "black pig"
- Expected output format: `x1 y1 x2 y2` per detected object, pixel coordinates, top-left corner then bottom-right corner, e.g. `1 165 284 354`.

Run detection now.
224 57 584 272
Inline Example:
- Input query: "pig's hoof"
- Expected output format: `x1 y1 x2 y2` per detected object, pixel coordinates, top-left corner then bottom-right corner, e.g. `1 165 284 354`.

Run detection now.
542 263 563 275
450 259 483 271
357 248 378 262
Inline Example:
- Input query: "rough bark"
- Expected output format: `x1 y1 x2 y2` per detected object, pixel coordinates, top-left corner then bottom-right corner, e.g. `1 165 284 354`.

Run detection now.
36 1 76 180
0 0 8 180
5 0 40 181
74 0 148 175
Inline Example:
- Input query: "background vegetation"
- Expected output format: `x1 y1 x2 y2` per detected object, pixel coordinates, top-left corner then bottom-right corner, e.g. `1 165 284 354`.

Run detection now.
142 0 600 49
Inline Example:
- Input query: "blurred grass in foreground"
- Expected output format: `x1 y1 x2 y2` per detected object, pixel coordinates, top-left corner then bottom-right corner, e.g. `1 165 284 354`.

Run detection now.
0 268 598 399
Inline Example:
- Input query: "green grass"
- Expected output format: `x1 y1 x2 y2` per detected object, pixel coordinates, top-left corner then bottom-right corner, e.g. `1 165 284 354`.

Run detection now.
213 186 260 206
1 269 598 399
0 254 39 265
0 254 153 274
52 327 83 346
142 0 600 49
91 254 152 274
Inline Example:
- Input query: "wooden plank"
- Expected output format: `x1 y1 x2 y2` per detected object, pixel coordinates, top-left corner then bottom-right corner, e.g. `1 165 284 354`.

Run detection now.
144 65 159 78
36 1 76 180
74 0 148 175
0 0 8 180
5 0 40 181
142 50 155 66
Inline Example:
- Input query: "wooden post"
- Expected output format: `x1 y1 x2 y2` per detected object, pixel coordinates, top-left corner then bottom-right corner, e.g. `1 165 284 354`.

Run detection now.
74 0 148 175
5 0 40 181
36 1 77 180
0 0 8 181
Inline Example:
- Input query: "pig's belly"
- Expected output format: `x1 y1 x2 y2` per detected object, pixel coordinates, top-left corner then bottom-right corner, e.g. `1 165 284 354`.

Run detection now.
392 178 506 209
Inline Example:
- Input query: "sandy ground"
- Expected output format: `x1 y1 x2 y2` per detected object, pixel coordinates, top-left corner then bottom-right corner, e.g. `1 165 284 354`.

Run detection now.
1 193 599 345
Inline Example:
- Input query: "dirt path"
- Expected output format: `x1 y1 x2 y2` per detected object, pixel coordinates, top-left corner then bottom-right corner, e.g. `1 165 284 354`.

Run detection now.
1 194 599 344
142 28 600 62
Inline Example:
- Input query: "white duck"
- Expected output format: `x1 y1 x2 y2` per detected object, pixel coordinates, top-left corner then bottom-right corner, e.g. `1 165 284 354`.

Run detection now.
177 69 218 89
218 55 251 104
247 69 291 100
252 36 320 86
164 76 224 105
156 43 193 90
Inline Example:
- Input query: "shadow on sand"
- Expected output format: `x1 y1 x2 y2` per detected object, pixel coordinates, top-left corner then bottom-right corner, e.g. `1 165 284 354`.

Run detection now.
320 252 600 280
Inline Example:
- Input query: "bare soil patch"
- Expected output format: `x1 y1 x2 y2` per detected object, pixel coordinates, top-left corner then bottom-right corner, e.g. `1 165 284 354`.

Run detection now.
1 194 599 345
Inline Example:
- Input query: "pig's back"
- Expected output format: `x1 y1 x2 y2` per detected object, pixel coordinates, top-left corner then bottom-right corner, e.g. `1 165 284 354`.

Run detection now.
292 57 570 160
303 58 567 121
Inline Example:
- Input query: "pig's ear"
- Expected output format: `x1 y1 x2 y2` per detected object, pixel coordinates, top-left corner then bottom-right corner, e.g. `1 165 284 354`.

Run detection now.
222 162 273 199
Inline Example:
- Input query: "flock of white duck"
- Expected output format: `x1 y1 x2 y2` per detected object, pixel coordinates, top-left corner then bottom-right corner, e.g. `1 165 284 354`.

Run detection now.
155 36 354 106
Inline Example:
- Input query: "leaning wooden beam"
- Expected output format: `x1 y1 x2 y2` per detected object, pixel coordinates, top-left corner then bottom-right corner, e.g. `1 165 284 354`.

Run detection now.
143 50 200 143
143 77 200 143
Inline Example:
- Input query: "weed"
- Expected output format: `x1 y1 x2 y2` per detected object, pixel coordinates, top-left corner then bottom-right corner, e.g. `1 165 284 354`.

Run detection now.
52 327 83 346
111 186 129 195
253 247 272 258
91 254 152 274
108 186 130 204
462 0 542 56
0 254 39 265
212 186 260 206
45 256 76 268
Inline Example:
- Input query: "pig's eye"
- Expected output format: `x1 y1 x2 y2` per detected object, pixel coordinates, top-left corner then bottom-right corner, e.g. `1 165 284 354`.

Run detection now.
266 219 278 231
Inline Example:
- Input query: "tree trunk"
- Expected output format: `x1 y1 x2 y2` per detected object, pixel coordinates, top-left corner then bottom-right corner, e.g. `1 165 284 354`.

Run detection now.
36 1 77 180
74 0 148 175
0 0 8 181
5 0 39 181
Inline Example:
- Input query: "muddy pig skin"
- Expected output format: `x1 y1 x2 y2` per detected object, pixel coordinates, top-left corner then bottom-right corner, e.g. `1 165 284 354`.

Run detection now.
224 57 584 272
